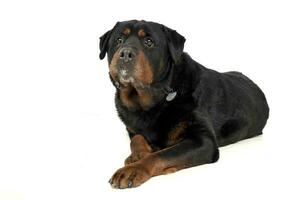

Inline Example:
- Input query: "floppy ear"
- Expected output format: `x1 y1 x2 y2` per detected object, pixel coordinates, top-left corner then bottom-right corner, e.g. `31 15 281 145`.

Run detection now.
99 29 112 60
162 25 186 64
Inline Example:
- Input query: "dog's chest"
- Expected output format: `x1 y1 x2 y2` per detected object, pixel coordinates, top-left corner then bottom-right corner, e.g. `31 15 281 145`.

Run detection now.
124 114 163 148
123 111 188 149
118 87 155 111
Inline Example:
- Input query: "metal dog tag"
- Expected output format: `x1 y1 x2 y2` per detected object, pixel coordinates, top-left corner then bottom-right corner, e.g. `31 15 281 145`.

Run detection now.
166 91 177 101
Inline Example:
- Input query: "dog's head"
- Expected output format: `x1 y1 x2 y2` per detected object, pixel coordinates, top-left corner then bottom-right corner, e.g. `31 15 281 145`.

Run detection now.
99 20 185 88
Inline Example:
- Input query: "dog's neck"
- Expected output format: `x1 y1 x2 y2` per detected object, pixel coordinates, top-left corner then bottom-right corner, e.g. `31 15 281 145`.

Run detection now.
114 55 192 111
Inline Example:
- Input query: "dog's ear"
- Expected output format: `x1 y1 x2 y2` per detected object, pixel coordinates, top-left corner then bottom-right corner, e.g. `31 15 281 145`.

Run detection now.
99 22 119 60
162 25 186 64
99 29 112 60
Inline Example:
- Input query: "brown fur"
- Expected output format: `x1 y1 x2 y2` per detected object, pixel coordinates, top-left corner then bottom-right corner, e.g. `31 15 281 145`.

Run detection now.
145 156 180 176
113 50 155 110
134 51 153 85
109 51 119 81
137 89 154 109
110 156 180 188
167 122 188 146
122 27 131 35
138 29 146 38
119 87 154 111
125 134 152 165
109 48 154 109
110 135 185 188
119 86 137 109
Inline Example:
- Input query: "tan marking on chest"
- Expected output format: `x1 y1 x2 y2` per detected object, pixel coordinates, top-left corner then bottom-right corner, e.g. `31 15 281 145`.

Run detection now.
137 89 153 109
119 86 154 110
119 86 137 108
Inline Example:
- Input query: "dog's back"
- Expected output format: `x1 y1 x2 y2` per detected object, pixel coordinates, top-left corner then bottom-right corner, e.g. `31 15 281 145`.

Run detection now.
193 65 269 146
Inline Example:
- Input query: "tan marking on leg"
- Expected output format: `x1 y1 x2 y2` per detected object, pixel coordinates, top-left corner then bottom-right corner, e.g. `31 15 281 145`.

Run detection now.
140 153 183 177
110 163 152 189
125 134 152 165
130 135 152 154
111 143 193 188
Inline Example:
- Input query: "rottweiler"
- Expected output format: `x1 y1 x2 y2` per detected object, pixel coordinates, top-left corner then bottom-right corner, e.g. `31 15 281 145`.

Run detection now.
99 20 269 189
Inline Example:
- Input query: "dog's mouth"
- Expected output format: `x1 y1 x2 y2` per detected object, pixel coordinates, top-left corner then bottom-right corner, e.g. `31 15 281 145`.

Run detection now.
115 65 150 89
118 69 135 84
109 49 155 89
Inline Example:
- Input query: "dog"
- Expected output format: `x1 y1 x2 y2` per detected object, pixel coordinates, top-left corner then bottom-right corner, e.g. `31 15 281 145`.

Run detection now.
99 20 269 189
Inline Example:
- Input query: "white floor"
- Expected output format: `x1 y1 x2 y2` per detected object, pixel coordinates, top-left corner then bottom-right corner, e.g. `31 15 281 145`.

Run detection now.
0 83 300 199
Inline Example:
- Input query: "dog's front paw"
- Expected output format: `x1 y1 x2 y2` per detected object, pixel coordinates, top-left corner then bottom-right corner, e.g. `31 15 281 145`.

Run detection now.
124 152 150 165
109 163 151 189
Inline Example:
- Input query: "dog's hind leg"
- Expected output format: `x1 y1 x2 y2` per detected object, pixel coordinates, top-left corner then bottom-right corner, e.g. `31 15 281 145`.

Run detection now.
217 119 250 146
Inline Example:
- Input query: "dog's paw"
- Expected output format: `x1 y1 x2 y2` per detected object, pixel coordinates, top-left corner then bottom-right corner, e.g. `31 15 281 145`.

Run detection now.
109 163 151 189
124 152 150 165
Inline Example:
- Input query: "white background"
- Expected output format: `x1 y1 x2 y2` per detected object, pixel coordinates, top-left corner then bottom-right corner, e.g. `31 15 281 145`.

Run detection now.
0 0 300 199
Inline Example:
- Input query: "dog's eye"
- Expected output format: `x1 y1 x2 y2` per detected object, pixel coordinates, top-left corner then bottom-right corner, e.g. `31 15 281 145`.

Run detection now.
144 37 154 48
116 37 124 45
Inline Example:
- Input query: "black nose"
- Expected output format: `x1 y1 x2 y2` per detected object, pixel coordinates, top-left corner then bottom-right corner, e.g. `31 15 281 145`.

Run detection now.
119 47 135 63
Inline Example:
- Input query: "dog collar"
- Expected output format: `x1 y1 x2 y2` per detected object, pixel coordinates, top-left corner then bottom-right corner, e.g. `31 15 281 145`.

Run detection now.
113 75 177 101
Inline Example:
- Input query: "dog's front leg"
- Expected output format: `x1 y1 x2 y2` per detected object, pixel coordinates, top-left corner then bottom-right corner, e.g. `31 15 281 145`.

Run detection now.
124 134 152 165
109 121 219 189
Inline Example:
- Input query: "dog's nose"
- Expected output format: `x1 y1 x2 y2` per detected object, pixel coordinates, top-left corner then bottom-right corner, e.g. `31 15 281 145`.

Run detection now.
119 47 135 63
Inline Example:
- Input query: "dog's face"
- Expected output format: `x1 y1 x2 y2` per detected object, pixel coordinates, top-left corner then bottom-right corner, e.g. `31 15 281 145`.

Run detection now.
99 20 185 88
